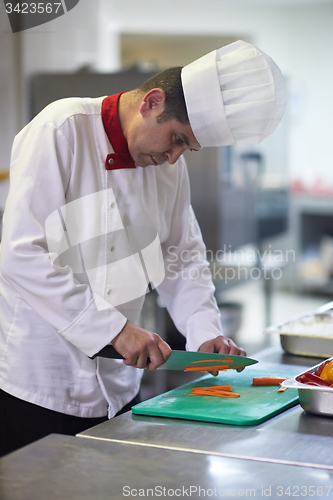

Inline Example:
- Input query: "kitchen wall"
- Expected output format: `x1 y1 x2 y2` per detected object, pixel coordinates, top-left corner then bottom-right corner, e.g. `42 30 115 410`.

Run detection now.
0 0 332 208
98 0 333 192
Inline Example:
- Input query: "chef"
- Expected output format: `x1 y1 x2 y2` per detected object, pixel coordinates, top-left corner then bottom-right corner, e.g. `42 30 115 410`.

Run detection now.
0 40 287 456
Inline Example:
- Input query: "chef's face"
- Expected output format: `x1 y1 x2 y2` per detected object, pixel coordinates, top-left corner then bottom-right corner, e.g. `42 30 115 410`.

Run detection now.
127 89 201 168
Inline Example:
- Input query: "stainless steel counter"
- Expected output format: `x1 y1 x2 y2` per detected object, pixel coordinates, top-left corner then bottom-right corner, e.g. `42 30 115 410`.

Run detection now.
1 433 333 500
78 405 333 470
78 345 333 470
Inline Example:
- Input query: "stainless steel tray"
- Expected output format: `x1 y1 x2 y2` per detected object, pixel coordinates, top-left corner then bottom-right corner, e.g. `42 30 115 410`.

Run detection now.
282 358 333 417
265 301 333 358
279 333 333 358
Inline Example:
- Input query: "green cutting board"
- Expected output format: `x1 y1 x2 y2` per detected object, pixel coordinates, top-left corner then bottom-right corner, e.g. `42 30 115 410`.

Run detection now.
132 368 299 425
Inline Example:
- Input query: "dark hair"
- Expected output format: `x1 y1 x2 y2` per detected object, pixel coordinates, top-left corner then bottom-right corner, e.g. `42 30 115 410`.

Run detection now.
139 67 189 125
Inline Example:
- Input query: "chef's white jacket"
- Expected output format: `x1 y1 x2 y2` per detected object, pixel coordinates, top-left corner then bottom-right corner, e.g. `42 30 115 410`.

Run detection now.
0 94 222 418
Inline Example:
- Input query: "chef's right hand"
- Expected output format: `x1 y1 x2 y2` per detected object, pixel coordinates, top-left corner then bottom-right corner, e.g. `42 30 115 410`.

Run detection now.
111 320 172 371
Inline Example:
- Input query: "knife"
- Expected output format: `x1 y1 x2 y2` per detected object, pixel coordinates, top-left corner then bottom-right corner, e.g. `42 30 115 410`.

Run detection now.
90 345 257 371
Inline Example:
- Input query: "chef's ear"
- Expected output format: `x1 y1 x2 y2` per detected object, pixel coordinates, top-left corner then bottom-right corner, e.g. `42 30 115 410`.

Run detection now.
140 89 166 116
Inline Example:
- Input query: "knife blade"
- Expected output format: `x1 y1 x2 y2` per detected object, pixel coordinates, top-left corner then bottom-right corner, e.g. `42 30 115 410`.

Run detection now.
157 350 258 371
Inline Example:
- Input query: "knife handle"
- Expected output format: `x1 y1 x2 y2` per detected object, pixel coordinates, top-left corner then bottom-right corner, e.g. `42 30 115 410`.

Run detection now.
89 345 124 360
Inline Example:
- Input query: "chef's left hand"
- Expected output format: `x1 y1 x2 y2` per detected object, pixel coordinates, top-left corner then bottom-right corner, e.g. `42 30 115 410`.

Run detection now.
198 335 246 376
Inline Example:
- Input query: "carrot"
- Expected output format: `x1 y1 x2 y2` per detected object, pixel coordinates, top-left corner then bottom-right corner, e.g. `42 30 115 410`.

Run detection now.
191 359 233 364
219 392 240 398
162 383 240 398
192 390 234 397
252 376 290 386
198 384 232 391
191 388 227 393
192 385 238 396
191 390 223 396
184 365 230 372
192 391 240 398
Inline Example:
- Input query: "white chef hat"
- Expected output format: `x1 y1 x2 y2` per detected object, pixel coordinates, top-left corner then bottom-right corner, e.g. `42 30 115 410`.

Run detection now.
181 40 287 148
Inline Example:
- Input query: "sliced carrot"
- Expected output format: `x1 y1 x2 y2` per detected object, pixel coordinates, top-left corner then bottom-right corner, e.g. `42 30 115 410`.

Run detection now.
162 384 240 398
191 390 223 396
192 386 237 396
198 384 232 391
191 359 233 364
252 376 290 386
191 388 225 393
184 365 230 372
192 389 231 395
192 390 240 398
218 392 240 398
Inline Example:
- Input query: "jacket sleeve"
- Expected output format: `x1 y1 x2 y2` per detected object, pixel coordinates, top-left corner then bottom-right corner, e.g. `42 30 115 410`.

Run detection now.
0 119 127 357
156 156 223 352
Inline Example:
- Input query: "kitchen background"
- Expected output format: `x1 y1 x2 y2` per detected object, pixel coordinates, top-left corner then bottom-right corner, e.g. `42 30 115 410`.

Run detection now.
1 0 333 395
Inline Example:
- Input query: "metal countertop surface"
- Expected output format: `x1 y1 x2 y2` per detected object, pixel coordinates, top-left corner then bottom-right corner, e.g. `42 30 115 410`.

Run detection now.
1 434 333 500
78 345 333 470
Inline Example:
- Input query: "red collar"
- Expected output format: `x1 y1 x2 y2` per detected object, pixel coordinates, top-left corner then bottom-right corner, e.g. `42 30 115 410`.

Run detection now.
102 93 136 171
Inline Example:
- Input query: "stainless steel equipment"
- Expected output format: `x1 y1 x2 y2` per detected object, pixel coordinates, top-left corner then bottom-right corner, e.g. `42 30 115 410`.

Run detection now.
265 301 333 357
282 357 333 417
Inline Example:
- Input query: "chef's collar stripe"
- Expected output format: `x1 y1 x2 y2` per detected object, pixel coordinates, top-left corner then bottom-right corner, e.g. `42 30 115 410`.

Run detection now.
102 93 136 171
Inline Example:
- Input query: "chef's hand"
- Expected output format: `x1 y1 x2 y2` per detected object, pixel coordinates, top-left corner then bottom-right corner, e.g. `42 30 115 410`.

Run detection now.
198 335 247 376
112 320 172 370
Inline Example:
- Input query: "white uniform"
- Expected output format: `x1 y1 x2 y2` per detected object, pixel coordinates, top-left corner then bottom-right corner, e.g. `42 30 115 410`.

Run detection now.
0 94 222 418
